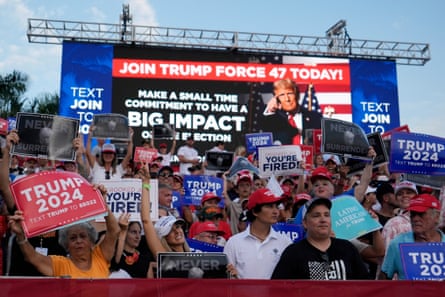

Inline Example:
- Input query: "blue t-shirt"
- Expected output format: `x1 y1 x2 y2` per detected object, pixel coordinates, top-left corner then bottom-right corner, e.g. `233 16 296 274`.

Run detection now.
381 230 445 280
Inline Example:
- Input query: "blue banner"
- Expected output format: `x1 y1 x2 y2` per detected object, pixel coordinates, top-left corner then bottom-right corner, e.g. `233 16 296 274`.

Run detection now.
400 243 445 280
331 195 382 240
171 190 188 214
350 59 400 134
245 132 273 153
187 238 224 252
59 42 113 135
390 132 445 175
183 175 224 206
272 222 305 243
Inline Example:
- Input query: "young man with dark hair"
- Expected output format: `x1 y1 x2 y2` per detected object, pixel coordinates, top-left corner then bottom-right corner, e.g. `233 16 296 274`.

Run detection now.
223 188 292 279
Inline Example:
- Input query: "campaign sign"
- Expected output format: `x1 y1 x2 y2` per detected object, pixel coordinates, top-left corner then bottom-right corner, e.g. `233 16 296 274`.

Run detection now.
300 145 314 171
321 118 370 160
305 129 322 154
272 222 305 243
205 151 234 171
99 179 158 222
0 118 8 135
403 174 445 190
382 124 410 140
153 123 173 139
258 145 303 177
92 113 129 140
183 175 223 206
245 132 273 153
10 171 107 238
227 156 259 179
187 238 224 253
390 132 445 175
157 252 229 279
7 116 16 131
400 243 445 280
345 132 387 177
331 195 382 240
172 190 189 214
12 113 79 161
134 147 158 163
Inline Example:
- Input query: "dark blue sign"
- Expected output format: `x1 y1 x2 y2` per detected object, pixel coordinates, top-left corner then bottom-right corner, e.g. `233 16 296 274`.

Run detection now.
245 132 273 153
390 132 445 175
400 242 445 280
183 175 224 206
272 222 305 243
187 238 224 252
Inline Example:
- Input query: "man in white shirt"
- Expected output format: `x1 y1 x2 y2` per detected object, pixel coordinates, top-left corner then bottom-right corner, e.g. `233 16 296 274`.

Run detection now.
224 188 292 279
177 136 200 175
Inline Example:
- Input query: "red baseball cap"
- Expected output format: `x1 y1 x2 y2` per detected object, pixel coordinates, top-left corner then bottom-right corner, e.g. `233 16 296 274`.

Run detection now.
281 185 292 198
201 192 222 205
310 166 333 183
195 221 225 236
159 143 167 148
234 170 253 186
407 194 441 213
294 193 311 204
247 188 286 210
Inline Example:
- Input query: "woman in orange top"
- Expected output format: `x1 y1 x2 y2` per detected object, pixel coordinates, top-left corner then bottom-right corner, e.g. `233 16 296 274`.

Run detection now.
8 184 120 278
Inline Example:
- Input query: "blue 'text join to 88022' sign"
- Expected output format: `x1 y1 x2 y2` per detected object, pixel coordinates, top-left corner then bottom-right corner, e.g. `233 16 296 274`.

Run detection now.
400 242 445 280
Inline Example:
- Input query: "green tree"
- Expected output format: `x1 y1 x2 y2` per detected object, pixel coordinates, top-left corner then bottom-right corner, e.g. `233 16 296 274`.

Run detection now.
0 70 29 118
33 92 59 115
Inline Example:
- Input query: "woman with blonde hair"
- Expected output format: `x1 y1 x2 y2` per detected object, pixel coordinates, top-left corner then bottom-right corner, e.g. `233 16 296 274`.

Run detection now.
139 164 190 277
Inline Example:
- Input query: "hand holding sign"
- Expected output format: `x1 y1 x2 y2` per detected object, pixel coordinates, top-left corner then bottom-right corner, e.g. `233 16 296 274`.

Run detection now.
10 171 108 237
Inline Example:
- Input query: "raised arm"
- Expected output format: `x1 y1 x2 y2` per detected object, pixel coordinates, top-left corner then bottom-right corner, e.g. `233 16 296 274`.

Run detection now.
354 147 376 202
119 127 134 170
139 164 167 257
169 131 177 155
8 210 54 276
0 131 20 214
114 213 131 264
96 184 120 262
85 125 97 168
73 135 91 179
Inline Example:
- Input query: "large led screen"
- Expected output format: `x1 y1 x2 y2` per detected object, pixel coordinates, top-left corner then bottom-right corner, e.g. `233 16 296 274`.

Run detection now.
59 41 399 152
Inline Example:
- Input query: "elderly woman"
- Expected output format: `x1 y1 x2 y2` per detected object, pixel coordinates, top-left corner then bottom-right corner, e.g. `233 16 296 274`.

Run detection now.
7 185 120 278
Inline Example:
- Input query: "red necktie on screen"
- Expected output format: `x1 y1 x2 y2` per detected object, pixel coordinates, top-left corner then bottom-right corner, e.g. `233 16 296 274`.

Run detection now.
288 114 301 144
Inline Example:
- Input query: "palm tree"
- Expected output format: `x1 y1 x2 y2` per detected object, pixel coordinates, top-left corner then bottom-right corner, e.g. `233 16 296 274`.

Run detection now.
0 70 29 118
34 92 59 115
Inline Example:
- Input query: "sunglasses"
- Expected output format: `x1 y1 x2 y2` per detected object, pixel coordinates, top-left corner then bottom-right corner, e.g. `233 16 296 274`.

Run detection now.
159 173 174 178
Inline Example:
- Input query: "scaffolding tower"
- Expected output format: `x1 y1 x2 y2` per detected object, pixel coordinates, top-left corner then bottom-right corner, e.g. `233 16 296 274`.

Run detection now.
27 17 430 66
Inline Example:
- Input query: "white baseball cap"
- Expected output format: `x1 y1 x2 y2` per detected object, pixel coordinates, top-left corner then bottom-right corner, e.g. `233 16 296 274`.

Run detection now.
395 181 418 195
154 216 185 238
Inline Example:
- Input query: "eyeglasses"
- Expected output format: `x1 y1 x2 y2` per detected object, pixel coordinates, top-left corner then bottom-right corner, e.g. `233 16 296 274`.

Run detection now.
105 171 110 180
321 253 332 275
159 173 174 178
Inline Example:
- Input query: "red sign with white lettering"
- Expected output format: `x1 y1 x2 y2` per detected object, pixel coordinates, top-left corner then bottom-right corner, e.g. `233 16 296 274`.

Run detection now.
10 171 107 237
0 118 8 135
134 147 158 163
300 145 314 171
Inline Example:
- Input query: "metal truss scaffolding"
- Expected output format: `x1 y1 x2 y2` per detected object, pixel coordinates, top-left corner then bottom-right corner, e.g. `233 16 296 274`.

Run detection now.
27 18 430 66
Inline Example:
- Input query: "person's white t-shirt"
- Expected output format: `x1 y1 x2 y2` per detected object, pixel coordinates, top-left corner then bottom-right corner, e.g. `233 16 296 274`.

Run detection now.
177 145 198 175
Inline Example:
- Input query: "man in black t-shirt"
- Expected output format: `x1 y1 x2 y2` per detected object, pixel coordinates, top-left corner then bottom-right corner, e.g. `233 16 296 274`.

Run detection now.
271 198 369 280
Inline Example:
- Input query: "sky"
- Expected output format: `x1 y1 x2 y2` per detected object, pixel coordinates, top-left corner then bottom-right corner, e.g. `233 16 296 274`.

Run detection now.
1 0 444 138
